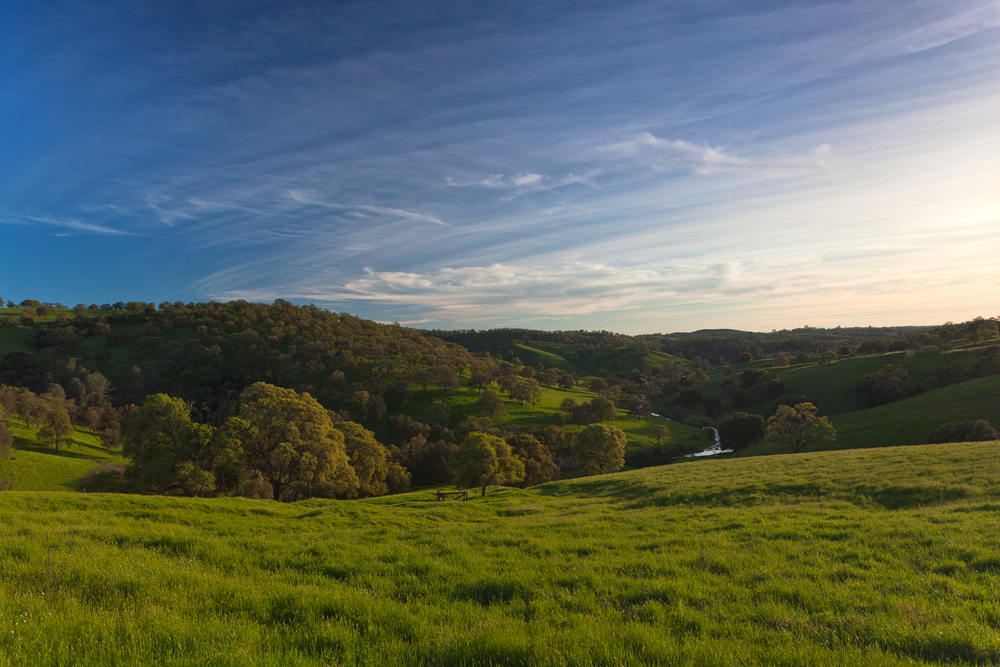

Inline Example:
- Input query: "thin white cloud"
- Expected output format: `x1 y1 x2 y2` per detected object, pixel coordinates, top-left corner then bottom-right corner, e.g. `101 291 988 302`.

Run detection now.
614 133 832 174
446 171 598 201
356 205 448 227
512 173 543 187
146 194 197 226
287 190 447 226
894 3 1000 54
22 215 134 236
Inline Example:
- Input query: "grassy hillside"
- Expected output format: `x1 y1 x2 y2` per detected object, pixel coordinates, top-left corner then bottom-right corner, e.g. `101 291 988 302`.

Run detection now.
491 342 688 378
2 442 1000 665
383 377 711 463
0 323 36 356
698 348 987 417
828 373 1000 451
0 417 123 492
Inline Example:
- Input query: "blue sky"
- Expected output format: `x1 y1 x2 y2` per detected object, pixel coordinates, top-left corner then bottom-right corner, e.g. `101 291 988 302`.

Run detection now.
2 0 998 333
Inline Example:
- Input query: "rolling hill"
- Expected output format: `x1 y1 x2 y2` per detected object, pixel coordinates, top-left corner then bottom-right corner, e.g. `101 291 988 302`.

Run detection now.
2 441 1000 665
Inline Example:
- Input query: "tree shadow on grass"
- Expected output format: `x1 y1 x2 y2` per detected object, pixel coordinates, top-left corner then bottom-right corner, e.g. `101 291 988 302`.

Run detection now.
12 441 107 460
534 474 978 510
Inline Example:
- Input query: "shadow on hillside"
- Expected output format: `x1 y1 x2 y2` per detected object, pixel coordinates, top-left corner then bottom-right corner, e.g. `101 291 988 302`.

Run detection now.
535 474 980 510
13 441 108 460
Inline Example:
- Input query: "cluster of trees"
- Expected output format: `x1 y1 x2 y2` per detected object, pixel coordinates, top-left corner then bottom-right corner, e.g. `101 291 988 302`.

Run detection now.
0 300 477 419
428 328 651 353
118 382 628 501
122 383 406 500
654 326 930 367
911 317 999 349
0 405 12 460
854 365 924 407
714 368 786 410
930 346 1000 388
928 420 997 444
0 384 126 452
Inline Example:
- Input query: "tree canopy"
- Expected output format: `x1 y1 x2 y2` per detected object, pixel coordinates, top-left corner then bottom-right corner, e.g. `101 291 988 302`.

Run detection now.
766 402 835 454
451 432 524 496
574 424 626 476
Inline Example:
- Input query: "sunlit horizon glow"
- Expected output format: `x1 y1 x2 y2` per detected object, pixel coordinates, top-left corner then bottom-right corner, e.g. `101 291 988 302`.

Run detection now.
2 1 998 335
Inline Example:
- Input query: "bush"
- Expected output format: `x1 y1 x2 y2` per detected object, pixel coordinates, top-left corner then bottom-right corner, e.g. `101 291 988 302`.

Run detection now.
740 368 777 390
855 365 923 407
929 420 997 444
238 471 273 499
717 412 765 450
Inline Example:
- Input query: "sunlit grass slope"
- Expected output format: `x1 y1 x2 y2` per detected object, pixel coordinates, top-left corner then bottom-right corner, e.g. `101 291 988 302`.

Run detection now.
736 373 1000 457
700 349 986 417
3 442 1000 666
491 343 689 378
0 417 123 491
830 373 1000 450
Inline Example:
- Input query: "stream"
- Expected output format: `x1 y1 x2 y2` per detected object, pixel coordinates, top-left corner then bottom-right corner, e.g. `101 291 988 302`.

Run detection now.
651 414 733 458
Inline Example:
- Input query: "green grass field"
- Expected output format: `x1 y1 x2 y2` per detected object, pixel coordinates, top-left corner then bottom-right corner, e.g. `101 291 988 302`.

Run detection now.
0 324 36 356
2 441 1000 665
0 418 123 492
490 343 689 379
733 372 1000 457
698 349 988 417
385 378 709 464
829 374 1000 450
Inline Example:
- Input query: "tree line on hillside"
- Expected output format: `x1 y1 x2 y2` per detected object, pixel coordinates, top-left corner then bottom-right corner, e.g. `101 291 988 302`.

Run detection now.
1 300 474 416
109 383 627 500
424 327 651 353
655 326 931 367
0 297 671 432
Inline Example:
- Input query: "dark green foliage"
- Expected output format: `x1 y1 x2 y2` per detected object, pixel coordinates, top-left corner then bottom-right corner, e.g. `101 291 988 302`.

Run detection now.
235 383 358 501
928 420 997 444
451 432 524 496
506 433 559 487
386 414 431 447
427 327 646 352
333 421 408 497
675 387 702 408
123 384 361 501
397 435 456 485
855 364 924 407
574 424 626 476
425 401 450 426
767 394 810 417
766 402 835 453
717 412 765 450
474 388 505 416
740 368 778 390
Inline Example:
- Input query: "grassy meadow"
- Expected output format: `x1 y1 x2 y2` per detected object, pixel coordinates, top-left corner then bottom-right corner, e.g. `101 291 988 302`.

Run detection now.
0 417 123 492
3 441 1000 666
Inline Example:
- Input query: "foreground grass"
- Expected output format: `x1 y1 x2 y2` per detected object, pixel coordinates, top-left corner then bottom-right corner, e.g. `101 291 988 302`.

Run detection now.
3 442 1000 665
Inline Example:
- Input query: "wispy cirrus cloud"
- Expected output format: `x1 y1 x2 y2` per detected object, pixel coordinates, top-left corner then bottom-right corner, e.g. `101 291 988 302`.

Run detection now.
18 215 134 236
446 171 597 200
612 133 833 175
287 190 447 225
